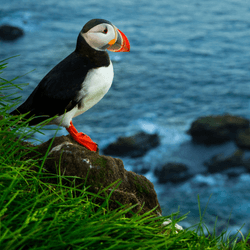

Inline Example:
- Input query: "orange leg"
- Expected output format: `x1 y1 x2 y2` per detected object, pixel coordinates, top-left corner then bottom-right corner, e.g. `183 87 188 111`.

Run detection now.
66 121 97 152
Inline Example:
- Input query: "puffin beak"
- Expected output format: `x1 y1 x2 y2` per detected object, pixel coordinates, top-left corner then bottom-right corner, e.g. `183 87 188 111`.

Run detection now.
107 27 130 52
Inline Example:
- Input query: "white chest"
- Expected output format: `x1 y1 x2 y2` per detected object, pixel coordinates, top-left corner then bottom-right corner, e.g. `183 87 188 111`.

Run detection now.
50 61 114 128
74 61 114 117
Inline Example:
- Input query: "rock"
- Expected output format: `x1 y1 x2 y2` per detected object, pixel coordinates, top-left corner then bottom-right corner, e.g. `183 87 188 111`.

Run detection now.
26 135 162 217
137 167 150 175
188 114 249 145
235 128 250 150
154 163 192 184
243 158 250 173
0 24 24 41
103 131 160 158
204 149 245 174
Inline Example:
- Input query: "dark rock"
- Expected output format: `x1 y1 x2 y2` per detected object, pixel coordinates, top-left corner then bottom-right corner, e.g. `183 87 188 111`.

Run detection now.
235 128 250 150
103 131 160 158
154 162 192 184
204 149 245 174
25 134 162 217
137 167 150 175
241 156 250 173
0 24 24 41
188 114 249 145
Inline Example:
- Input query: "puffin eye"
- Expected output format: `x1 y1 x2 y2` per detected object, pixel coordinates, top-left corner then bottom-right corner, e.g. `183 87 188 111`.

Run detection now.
103 28 108 34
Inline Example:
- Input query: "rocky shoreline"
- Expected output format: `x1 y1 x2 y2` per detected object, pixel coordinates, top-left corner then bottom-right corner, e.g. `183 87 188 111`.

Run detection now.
103 114 250 184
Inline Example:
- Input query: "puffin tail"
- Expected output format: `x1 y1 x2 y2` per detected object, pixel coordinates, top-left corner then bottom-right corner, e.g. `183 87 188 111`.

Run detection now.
9 106 50 126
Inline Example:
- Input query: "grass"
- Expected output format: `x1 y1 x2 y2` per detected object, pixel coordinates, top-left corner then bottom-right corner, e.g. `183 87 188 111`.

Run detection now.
1 57 250 249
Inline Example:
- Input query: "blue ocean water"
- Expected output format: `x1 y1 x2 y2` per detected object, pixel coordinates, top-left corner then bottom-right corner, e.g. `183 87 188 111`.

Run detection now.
1 0 250 235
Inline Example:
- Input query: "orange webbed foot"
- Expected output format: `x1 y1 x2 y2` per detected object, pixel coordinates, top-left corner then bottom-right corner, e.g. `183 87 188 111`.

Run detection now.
66 121 98 152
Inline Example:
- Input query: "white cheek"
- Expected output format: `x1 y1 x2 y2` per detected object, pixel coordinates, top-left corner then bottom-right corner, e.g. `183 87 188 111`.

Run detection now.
82 32 111 50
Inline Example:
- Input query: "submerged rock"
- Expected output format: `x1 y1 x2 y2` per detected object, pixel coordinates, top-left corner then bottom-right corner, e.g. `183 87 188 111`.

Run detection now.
204 149 245 174
236 128 250 150
103 131 160 158
154 162 192 184
0 24 24 41
188 114 249 145
26 134 162 217
242 158 250 173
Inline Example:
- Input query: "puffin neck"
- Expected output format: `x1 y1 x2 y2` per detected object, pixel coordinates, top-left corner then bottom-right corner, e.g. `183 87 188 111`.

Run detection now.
75 34 110 68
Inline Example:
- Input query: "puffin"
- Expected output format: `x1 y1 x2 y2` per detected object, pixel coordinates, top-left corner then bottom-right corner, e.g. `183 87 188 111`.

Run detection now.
10 18 130 152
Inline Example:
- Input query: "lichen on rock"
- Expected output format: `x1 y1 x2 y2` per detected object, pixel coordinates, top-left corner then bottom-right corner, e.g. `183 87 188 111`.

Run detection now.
24 134 162 217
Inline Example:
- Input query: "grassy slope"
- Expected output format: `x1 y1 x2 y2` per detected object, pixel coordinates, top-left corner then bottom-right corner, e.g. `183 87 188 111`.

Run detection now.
0 58 250 249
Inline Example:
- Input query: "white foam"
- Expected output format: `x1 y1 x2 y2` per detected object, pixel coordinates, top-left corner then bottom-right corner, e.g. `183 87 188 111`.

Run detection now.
144 171 158 183
131 118 190 144
137 120 158 134
239 173 250 182
193 174 217 186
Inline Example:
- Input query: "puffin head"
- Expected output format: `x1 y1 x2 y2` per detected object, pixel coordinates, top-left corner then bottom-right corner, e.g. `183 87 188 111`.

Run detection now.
80 19 130 52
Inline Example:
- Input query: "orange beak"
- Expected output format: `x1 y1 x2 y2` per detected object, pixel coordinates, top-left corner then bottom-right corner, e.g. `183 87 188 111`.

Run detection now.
107 27 130 52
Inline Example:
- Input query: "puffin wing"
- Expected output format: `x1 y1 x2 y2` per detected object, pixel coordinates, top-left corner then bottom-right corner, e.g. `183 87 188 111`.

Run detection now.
11 52 91 124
